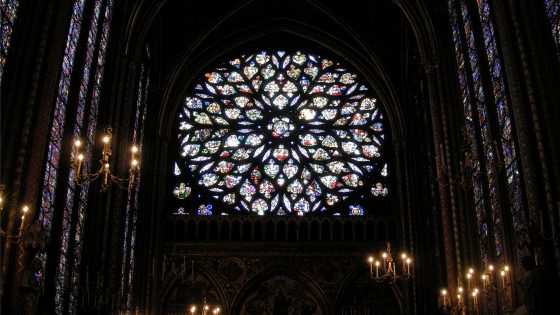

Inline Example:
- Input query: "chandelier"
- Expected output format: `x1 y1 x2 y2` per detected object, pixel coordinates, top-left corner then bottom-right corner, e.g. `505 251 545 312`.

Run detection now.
72 127 140 191
189 297 221 315
440 263 512 314
367 242 413 283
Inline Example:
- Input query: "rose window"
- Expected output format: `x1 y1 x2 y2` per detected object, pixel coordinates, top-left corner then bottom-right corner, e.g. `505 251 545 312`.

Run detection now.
175 51 388 215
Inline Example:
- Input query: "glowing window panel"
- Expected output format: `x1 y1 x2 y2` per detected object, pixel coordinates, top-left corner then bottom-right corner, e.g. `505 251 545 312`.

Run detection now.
0 0 18 78
545 0 560 48
176 51 388 215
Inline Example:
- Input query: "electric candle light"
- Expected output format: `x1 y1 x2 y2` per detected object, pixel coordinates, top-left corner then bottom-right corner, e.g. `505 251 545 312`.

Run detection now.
368 256 374 274
375 260 380 277
406 257 411 274
500 270 506 288
103 136 110 144
190 306 196 313
382 252 387 268
467 272 472 289
131 145 138 153
441 289 448 306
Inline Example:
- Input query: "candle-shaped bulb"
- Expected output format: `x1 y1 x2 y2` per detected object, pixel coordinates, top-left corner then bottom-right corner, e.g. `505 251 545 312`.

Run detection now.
105 163 110 169
204 305 209 311
382 252 387 258
131 159 138 167
190 306 196 313
375 261 380 267
368 256 374 263
441 289 447 296
131 145 138 153
474 288 479 294
489 265 494 271
472 291 477 297
22 205 29 213
78 154 84 161
504 265 509 272
21 214 25 220
103 136 110 144
406 258 411 264
501 270 506 277
401 253 407 259
458 287 463 293
481 274 486 280
74 139 82 147
467 273 472 279
0 195 3 205
468 268 474 274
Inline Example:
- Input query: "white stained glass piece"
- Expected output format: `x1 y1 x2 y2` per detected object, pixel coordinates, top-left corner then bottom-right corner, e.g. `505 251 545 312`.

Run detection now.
311 97 328 108
283 194 291 211
246 109 263 120
321 175 338 189
259 180 275 198
371 182 389 196
183 144 200 157
287 180 303 196
273 95 288 109
294 199 310 214
246 134 262 146
273 146 289 161
186 97 203 109
320 109 337 120
327 161 347 174
204 141 220 154
271 194 279 210
244 66 258 79
207 102 221 113
225 175 242 188
200 161 215 173
264 160 280 178
225 108 241 119
342 174 360 187
381 163 388 177
174 163 181 175
301 134 317 146
240 180 256 201
283 161 298 179
236 164 252 173
299 109 316 120
200 173 218 187
252 199 268 215
194 112 212 125
235 96 250 107
224 135 240 147
224 193 236 205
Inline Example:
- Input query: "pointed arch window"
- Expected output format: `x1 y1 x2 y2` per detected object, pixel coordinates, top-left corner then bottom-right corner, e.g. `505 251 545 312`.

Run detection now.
448 0 528 266
173 50 390 216
0 0 19 78
120 51 150 311
38 0 113 313
545 0 560 49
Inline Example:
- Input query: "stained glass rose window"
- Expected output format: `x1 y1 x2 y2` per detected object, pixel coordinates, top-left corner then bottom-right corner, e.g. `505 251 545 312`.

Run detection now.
175 51 388 215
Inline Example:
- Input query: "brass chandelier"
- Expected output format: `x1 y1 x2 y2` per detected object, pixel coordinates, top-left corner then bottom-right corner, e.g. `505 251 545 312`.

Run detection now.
72 127 140 191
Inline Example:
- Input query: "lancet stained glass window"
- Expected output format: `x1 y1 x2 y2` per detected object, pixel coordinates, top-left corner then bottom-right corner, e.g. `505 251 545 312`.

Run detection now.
175 51 389 216
0 0 18 78
448 0 528 264
545 0 560 49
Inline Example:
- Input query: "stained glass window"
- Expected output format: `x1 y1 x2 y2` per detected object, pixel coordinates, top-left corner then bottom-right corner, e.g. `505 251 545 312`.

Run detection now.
40 0 86 264
545 0 560 49
37 0 113 313
175 51 388 215
120 58 149 310
448 0 528 265
54 0 113 312
0 0 18 78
